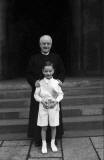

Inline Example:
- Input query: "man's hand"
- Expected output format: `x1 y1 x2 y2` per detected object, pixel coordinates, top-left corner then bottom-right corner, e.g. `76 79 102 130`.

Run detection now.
57 79 63 87
35 80 40 87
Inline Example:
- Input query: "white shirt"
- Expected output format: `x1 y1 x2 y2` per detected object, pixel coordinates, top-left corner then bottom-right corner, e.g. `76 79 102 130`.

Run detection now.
34 77 64 103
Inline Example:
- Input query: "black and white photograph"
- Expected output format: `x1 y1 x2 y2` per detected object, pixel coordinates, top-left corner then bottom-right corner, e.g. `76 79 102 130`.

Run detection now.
0 0 104 159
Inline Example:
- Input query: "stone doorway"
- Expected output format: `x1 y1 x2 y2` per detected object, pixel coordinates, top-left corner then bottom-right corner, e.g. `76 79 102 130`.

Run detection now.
5 0 71 79
1 0 104 79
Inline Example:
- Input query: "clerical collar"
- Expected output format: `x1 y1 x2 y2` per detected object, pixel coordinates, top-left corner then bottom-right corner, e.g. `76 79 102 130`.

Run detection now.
41 52 49 55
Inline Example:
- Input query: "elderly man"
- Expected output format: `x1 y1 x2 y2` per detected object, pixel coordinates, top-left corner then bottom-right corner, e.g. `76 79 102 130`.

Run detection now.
27 35 65 146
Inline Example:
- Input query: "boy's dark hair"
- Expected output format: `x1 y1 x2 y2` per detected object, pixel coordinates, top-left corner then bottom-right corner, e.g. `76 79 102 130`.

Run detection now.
42 61 55 70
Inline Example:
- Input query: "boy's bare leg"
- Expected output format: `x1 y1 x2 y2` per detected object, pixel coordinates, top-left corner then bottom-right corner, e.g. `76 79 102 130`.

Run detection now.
51 127 58 152
41 126 47 153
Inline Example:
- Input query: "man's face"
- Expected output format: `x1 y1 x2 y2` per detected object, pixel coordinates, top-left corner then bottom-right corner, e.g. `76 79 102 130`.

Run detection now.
40 38 52 54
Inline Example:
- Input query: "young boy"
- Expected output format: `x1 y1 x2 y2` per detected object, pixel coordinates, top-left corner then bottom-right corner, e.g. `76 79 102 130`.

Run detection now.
34 61 64 154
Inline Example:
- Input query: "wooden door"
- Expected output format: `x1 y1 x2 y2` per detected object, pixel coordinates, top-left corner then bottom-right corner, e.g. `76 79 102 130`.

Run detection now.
67 0 104 76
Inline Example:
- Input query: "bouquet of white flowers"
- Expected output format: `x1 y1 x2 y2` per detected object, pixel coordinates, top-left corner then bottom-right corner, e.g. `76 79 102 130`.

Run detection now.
44 97 55 109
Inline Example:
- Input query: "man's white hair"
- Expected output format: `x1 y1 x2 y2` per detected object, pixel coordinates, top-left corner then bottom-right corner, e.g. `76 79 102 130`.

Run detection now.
39 35 52 44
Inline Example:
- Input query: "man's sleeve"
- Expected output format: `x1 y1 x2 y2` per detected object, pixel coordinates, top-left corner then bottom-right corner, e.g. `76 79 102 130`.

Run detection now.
26 56 39 87
57 55 66 83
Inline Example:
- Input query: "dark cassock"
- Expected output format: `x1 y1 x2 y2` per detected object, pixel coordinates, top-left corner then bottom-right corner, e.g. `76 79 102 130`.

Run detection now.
26 52 65 145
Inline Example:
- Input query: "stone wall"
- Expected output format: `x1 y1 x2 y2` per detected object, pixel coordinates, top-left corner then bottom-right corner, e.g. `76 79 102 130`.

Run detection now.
0 0 6 79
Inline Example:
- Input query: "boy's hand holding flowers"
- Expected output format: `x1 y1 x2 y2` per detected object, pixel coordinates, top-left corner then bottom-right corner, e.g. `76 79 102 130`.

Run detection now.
41 98 49 109
47 99 57 109
41 98 57 109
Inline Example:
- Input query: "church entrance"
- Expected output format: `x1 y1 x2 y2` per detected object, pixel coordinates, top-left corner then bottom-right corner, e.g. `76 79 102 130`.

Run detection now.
4 0 104 79
6 0 72 79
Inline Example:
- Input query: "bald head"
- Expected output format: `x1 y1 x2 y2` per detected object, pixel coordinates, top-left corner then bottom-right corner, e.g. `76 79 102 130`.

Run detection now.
39 35 52 44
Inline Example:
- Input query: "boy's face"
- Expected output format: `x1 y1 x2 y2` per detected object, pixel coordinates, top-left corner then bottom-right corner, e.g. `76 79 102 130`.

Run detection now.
40 39 52 54
42 65 54 79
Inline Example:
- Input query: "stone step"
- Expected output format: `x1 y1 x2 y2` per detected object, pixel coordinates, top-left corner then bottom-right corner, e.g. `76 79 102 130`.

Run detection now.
0 95 103 109
0 133 28 140
0 98 30 108
0 119 28 126
63 129 104 138
63 78 104 86
0 115 103 134
0 96 103 120
0 78 104 99
0 104 103 112
0 129 104 140
63 116 104 131
63 87 104 96
0 78 103 138
0 115 103 126
0 78 104 90
62 95 104 106
0 108 30 113
0 90 31 99
63 82 104 89
0 108 29 119
0 86 103 99
0 79 30 90
63 104 104 110
63 115 104 123
0 104 104 120
62 105 104 117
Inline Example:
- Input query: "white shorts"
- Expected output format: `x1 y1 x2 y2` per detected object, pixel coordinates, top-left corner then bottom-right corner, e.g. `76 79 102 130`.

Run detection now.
37 103 60 127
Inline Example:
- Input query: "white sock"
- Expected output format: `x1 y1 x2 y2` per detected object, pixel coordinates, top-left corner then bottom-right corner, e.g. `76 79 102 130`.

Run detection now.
42 140 47 154
51 139 58 152
51 139 55 145
42 140 46 146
